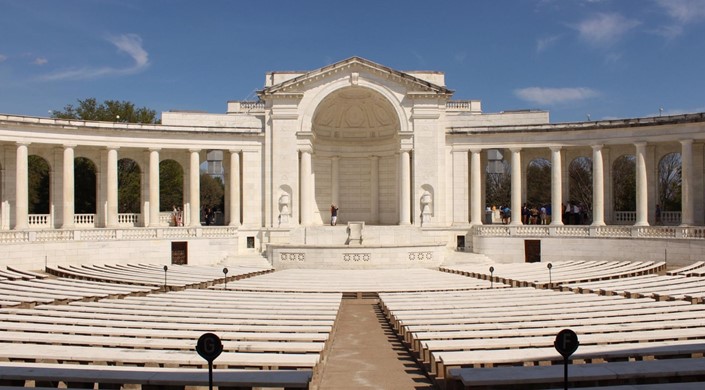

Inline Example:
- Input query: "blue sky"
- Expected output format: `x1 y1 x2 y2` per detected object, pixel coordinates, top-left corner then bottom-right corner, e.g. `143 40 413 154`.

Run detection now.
1 0 704 123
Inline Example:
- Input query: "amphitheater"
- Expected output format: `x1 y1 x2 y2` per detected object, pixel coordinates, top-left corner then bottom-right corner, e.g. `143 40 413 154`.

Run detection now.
1 57 705 389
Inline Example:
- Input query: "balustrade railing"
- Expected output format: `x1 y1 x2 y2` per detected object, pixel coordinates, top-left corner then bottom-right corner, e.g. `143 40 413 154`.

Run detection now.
118 213 140 227
614 211 636 224
74 214 95 227
662 211 681 225
28 214 50 228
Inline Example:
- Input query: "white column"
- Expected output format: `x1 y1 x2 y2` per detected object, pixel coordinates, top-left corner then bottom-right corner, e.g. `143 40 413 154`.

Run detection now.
470 149 482 225
399 150 411 225
635 142 649 226
591 144 605 226
550 147 563 226
370 156 379 223
300 149 312 226
451 149 469 224
331 156 340 207
62 145 75 228
148 148 160 227
510 148 522 225
106 147 118 228
228 150 241 226
15 143 29 230
189 149 201 227
681 139 694 226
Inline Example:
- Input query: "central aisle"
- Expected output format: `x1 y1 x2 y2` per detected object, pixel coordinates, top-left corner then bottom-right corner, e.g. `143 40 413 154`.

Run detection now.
313 299 436 389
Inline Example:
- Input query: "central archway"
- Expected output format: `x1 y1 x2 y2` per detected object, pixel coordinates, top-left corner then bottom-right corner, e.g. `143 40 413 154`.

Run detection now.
310 87 401 225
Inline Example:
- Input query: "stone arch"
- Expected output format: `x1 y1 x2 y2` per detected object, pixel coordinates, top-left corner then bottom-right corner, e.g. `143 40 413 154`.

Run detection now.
309 85 402 225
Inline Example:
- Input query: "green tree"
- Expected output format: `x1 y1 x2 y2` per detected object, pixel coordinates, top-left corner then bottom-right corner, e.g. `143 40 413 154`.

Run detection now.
200 174 225 212
118 158 141 213
569 157 593 223
160 160 183 211
28 155 50 214
526 158 551 207
51 98 159 124
659 153 682 212
486 160 511 209
74 157 97 214
613 155 636 212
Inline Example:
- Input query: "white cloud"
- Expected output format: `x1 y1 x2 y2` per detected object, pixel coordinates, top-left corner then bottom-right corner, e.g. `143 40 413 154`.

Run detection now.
514 87 599 105
39 33 149 81
536 35 560 53
32 57 48 65
655 0 705 24
653 0 705 38
574 13 641 47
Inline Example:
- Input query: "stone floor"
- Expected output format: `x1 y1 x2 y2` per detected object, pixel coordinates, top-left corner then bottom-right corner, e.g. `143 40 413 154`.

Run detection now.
313 299 436 390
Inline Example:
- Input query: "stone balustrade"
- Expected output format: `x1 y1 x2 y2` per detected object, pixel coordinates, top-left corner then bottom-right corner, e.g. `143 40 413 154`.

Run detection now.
0 226 239 244
474 224 705 239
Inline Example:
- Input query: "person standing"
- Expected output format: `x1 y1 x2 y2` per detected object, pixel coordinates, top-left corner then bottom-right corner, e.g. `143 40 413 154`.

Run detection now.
330 204 339 226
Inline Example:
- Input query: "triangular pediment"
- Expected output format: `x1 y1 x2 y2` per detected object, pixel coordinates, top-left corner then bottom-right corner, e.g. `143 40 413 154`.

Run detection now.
258 56 453 97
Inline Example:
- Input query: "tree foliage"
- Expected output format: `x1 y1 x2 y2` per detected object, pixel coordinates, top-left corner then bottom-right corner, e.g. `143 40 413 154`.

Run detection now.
569 157 593 222
28 155 50 214
659 152 682 211
118 158 141 213
159 160 183 212
526 158 551 207
74 157 96 214
613 155 636 212
485 159 511 209
200 174 225 212
51 98 159 124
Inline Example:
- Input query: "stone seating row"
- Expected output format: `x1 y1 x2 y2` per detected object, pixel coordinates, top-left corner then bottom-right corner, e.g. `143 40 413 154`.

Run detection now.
0 362 311 390
0 290 342 370
46 263 271 289
441 260 665 288
667 261 705 276
445 357 705 390
223 268 498 293
0 276 155 308
378 288 705 384
0 266 42 281
560 274 705 303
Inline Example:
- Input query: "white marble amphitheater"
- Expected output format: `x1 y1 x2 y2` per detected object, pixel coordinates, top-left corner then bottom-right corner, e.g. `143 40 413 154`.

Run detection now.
1 57 705 389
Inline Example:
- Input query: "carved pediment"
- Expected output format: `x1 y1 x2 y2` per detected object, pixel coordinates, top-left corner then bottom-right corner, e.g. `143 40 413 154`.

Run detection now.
258 57 454 98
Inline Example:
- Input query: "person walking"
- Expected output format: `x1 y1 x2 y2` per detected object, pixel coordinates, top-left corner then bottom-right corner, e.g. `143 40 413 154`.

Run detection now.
330 204 339 226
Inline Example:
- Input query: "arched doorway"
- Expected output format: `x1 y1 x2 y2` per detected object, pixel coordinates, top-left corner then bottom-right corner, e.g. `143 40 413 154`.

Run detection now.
310 87 401 225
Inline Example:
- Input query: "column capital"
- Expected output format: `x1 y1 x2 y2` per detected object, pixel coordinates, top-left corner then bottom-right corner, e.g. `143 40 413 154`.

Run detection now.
549 146 563 152
591 144 604 151
331 155 341 161
228 149 242 154
298 147 312 154
634 141 647 148
680 139 694 146
105 146 120 151
63 144 77 149
509 147 522 153
148 147 161 152
368 155 379 160
188 148 201 153
469 147 483 154
16 141 31 147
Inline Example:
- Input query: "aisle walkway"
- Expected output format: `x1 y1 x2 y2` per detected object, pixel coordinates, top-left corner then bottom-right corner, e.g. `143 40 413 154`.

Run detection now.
313 299 436 389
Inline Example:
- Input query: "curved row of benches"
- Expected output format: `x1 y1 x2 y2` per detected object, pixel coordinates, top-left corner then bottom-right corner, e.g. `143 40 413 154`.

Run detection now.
221 268 501 294
441 260 665 288
378 287 705 388
560 274 705 303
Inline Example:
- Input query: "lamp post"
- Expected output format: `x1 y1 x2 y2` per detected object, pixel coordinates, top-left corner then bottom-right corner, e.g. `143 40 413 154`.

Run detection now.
163 265 168 290
547 263 553 287
489 266 495 289
223 267 229 289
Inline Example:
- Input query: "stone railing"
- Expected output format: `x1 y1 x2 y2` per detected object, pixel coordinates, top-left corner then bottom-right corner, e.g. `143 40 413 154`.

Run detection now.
614 211 681 225
0 226 240 244
474 224 703 239
28 214 51 228
118 213 140 227
446 100 481 112
74 214 95 227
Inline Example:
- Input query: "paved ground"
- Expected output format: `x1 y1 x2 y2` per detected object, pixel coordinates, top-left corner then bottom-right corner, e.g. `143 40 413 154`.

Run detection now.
313 299 436 390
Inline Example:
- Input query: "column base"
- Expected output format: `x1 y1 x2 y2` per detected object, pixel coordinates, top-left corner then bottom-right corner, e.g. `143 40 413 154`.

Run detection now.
591 221 606 227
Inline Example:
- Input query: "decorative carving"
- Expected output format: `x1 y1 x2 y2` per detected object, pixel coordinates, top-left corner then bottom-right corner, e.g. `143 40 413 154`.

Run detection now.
280 252 305 261
408 252 433 261
343 253 371 262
